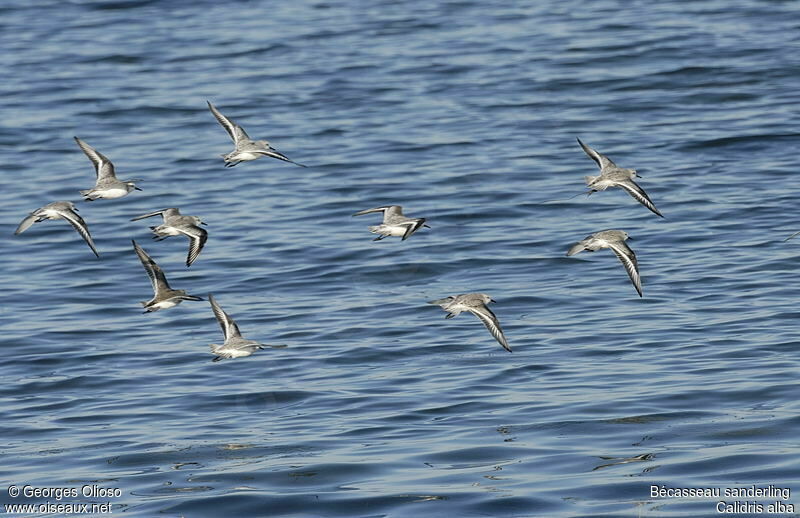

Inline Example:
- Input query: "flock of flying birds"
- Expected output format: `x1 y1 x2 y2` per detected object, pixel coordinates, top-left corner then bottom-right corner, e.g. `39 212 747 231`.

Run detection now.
14 101 669 358
426 137 664 352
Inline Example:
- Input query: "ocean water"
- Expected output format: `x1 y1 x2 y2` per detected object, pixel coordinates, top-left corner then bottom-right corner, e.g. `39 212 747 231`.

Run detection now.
1 0 799 516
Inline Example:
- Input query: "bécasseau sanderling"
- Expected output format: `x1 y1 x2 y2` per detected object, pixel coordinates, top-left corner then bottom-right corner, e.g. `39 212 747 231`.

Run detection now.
207 100 306 168
352 205 429 241
567 229 642 297
428 293 511 352
132 240 203 313
131 208 207 267
207 294 265 362
15 201 100 258
577 137 663 218
74 137 141 201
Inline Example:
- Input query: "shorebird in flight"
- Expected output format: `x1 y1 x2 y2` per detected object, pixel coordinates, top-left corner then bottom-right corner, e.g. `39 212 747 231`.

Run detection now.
428 293 511 352
577 138 663 218
207 294 265 362
132 240 203 312
131 208 208 267
15 201 100 258
207 100 306 168
75 137 141 201
352 205 429 241
567 229 643 297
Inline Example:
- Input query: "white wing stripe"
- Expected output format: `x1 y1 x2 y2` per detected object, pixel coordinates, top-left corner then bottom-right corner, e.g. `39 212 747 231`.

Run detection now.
60 209 99 257
617 180 663 217
608 242 642 297
470 306 511 352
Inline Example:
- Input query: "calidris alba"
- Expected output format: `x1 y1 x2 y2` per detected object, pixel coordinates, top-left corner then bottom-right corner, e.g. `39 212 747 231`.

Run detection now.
428 293 511 352
15 201 99 257
352 205 429 241
567 229 642 297
208 294 265 362
75 137 141 201
577 138 663 218
131 208 208 267
132 240 203 312
207 100 306 168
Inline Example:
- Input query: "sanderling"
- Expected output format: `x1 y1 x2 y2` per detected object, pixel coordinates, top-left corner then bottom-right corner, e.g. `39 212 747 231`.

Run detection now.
15 201 99 258
428 293 511 352
207 100 306 168
567 229 642 297
352 205 429 241
132 240 203 313
577 138 663 218
74 137 141 201
207 294 265 362
131 208 207 267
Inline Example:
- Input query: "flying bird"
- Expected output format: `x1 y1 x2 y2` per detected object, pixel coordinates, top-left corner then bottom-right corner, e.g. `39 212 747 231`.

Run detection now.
207 294 265 362
15 201 100 257
567 229 642 297
75 137 141 200
132 240 203 312
428 293 511 352
352 205 429 241
131 208 208 267
207 100 306 168
577 137 663 217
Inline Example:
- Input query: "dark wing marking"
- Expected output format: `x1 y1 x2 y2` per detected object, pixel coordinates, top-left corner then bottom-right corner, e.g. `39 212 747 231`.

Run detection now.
60 207 100 258
176 225 208 267
469 304 511 352
608 241 642 297
616 179 663 217
254 148 307 167
208 294 242 340
577 137 616 170
401 219 426 240
132 240 171 294
207 101 249 144
74 137 116 180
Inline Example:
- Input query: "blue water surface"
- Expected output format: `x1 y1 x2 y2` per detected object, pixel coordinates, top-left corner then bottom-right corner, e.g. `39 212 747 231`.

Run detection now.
1 1 799 516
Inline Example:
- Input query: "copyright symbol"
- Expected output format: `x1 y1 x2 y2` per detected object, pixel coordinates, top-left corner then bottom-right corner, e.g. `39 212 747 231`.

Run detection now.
8 485 19 497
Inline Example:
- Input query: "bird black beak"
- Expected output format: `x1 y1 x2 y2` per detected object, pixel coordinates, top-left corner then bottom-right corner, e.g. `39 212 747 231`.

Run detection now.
201 222 208 226
134 186 143 191
490 298 497 303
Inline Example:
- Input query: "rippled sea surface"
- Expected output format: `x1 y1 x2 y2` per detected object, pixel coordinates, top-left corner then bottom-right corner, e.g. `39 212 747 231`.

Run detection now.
2 1 799 516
